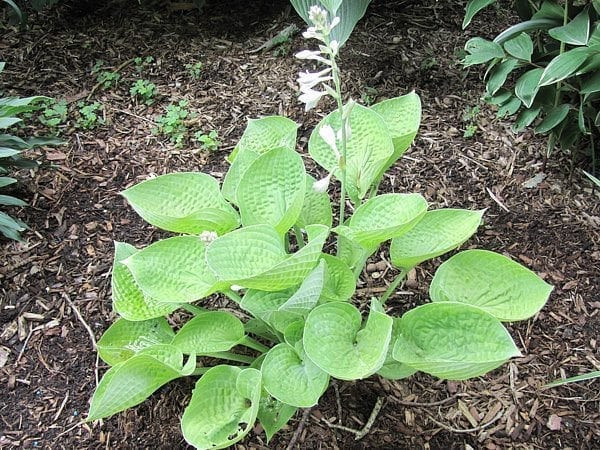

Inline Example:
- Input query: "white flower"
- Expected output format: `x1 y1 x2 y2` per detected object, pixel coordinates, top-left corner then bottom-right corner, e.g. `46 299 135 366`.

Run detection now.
308 5 327 26
295 50 331 65
329 17 341 31
329 40 339 56
199 230 218 243
298 68 332 84
299 87 327 111
313 172 333 193
319 124 340 159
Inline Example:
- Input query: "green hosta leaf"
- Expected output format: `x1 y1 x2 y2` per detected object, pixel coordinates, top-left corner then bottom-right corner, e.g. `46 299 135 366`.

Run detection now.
392 303 521 380
371 92 421 164
497 96 521 118
257 394 298 443
124 236 222 303
462 0 496 28
309 104 394 200
486 59 519 96
513 106 542 132
320 253 355 303
334 193 427 251
548 8 590 45
430 249 553 321
261 343 329 407
463 38 504 66
535 104 569 134
237 147 306 234
532 1 563 21
121 173 239 235
390 209 483 270
304 300 393 380
539 47 590 87
97 317 175 366
337 234 368 272
296 175 333 229
207 224 328 291
581 71 600 95
503 32 533 61
487 89 512 105
515 68 543 108
0 117 22 129
494 18 560 44
242 289 290 327
0 194 26 206
181 366 261 450
377 318 417 380
0 147 20 158
112 242 179 321
222 148 260 204
88 347 194 421
0 177 17 188
171 311 245 354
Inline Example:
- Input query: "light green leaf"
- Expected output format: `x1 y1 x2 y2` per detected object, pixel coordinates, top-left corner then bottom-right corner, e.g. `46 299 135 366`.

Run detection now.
241 289 290 326
377 318 417 380
304 300 392 380
237 147 306 235
319 253 355 303
0 177 17 188
334 193 428 251
503 32 533 61
535 104 570 134
539 47 590 87
257 394 298 443
390 209 483 269
171 311 245 354
97 317 175 366
487 58 519 96
222 148 260 204
112 242 179 321
261 343 329 407
88 348 193 421
181 366 262 450
0 147 20 158
296 175 333 229
430 249 553 321
207 224 328 291
463 38 504 66
548 8 590 45
309 104 394 200
0 117 21 129
121 172 239 235
337 233 369 272
392 303 521 380
545 370 600 388
0 194 26 206
515 68 543 108
463 0 497 28
124 236 222 303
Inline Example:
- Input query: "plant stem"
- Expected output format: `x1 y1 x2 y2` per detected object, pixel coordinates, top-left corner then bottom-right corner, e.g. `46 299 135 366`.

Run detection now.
223 289 243 304
380 269 408 304
192 367 210 376
241 336 269 353
180 304 207 315
293 225 306 248
204 352 255 364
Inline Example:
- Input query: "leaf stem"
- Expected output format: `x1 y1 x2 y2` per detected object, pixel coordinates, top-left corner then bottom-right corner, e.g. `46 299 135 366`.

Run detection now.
380 269 408 304
180 304 207 315
204 351 255 364
293 225 306 248
192 366 210 376
241 336 270 353
223 288 243 304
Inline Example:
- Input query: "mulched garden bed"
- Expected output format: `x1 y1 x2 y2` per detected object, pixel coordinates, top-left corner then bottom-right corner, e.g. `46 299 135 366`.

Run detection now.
1 0 598 448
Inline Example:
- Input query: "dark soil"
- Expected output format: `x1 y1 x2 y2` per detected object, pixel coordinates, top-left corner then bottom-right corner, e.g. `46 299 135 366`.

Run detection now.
1 0 599 449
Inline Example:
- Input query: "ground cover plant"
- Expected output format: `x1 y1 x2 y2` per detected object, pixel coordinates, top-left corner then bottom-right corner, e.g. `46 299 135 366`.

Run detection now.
87 7 553 449
463 0 600 173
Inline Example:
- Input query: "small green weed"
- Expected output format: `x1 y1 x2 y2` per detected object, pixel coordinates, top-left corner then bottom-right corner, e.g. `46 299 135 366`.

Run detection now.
194 130 220 152
76 101 103 130
134 56 154 73
153 100 190 147
185 62 203 80
360 86 378 106
130 79 157 105
39 99 68 130
96 71 121 89
91 59 104 74
462 105 480 139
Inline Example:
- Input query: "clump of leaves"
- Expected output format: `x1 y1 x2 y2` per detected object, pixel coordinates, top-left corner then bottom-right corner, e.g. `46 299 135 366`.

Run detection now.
130 79 157 105
194 130 220 152
134 56 154 73
186 62 203 80
153 100 190 147
39 99 68 131
360 86 378 106
88 6 552 449
96 70 121 89
76 101 103 130
462 104 480 138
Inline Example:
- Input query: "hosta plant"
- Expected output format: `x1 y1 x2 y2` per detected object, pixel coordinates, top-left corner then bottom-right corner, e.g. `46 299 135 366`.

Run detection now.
463 0 600 172
88 7 553 449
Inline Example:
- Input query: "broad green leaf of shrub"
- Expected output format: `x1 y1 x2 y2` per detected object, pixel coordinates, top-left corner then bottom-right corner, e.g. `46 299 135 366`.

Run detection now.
392 303 521 380
309 104 394 200
237 147 306 235
334 193 427 251
319 253 355 303
88 347 194 421
390 209 484 270
513 106 542 132
261 343 329 407
535 104 570 134
97 317 175 366
430 249 553 321
222 148 260 204
463 0 496 28
503 32 533 61
487 59 519 96
377 318 417 380
112 242 179 321
257 393 298 443
121 173 239 235
538 47 590 87
548 8 590 45
463 38 504 66
171 311 245 354
515 68 544 108
181 366 261 450
241 289 290 327
296 175 333 229
581 70 600 95
370 92 421 166
337 233 369 272
124 236 222 303
304 300 393 380
497 96 522 118
207 224 328 291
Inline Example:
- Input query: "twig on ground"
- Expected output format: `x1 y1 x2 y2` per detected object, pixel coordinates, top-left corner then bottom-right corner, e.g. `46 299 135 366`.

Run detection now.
15 326 34 365
388 393 463 407
63 294 97 350
323 396 385 441
333 381 343 424
425 411 503 433
486 187 510 212
286 407 312 450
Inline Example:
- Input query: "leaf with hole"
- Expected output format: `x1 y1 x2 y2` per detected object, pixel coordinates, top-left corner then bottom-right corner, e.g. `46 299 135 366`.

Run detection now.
257 393 298 443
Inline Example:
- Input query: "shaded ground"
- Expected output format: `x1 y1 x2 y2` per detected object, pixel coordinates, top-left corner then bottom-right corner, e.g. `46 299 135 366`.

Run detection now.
1 0 599 448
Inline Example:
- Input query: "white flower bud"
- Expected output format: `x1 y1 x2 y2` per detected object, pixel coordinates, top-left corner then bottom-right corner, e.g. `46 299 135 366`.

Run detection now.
295 50 331 65
329 17 341 31
313 172 333 194
308 5 327 26
299 87 326 111
199 230 218 243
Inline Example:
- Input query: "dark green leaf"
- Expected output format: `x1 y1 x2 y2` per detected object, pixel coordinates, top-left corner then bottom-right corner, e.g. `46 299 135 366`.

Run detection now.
535 105 570 133
494 18 560 44
503 33 533 61
548 8 590 45
515 68 543 108
539 47 590 86
513 106 542 132
487 59 519 96
463 38 504 66
532 1 564 21
462 0 497 29
497 96 521 118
